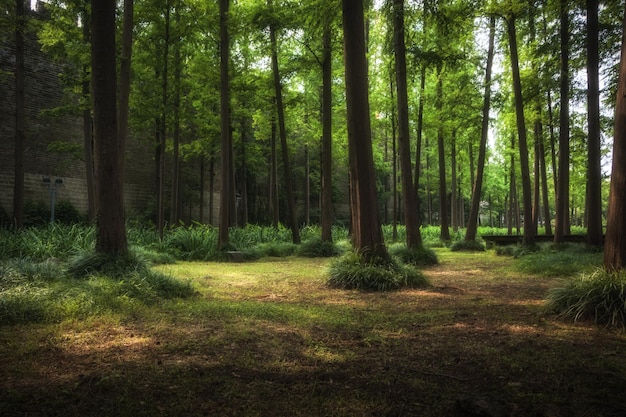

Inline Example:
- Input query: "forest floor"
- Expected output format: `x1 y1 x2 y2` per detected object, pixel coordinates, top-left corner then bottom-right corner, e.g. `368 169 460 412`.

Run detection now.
1 249 626 417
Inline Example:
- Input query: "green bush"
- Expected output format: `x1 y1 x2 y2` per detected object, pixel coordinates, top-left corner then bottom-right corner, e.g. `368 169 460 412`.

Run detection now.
297 237 343 258
450 240 486 252
515 244 601 277
54 200 86 224
327 251 429 291
387 243 438 266
253 242 298 258
547 269 626 328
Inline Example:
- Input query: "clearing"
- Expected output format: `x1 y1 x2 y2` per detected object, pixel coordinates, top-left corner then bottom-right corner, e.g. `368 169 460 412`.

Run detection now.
1 249 625 417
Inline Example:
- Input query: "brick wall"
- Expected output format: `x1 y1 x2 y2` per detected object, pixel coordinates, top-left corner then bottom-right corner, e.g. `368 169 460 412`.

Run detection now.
0 7 220 225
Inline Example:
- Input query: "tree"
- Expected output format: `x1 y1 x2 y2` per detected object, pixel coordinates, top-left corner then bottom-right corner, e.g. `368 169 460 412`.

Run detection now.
506 15 534 246
269 2 301 244
320 18 333 243
465 17 495 242
554 0 570 243
342 0 389 262
13 0 25 228
603 7 626 271
218 0 231 250
586 0 603 248
392 0 421 248
91 0 128 254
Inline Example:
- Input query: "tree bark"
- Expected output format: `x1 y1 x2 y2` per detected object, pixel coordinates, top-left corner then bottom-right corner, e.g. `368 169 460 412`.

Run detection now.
13 0 25 228
270 13 300 244
157 3 170 239
603 7 626 271
342 0 388 261
436 65 450 241
393 0 422 248
91 0 128 255
555 0 570 243
82 13 95 223
586 0 603 248
170 9 182 226
506 16 534 246
218 0 231 250
465 17 495 242
321 22 333 242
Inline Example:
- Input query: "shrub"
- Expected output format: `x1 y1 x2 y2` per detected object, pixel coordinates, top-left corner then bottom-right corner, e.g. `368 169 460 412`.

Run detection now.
515 244 601 277
327 251 429 291
54 200 86 224
450 240 486 252
547 269 626 328
253 242 298 258
297 238 343 258
387 243 438 266
68 251 149 279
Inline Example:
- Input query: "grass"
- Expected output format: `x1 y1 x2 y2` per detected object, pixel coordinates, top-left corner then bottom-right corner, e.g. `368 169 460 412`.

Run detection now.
2 250 626 416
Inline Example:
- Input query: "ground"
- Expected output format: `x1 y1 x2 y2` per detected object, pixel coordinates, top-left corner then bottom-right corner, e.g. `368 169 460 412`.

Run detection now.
1 249 625 417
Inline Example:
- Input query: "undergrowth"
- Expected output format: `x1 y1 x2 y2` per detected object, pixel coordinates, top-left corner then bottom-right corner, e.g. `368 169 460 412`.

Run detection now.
547 268 626 328
327 251 429 291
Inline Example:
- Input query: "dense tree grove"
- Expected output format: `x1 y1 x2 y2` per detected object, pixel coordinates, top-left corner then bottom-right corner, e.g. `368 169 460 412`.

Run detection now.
5 0 626 258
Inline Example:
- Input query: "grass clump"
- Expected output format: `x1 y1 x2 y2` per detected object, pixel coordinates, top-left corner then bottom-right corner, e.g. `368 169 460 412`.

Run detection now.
296 238 343 258
327 251 429 291
450 239 486 252
387 243 438 266
547 268 626 328
515 244 601 277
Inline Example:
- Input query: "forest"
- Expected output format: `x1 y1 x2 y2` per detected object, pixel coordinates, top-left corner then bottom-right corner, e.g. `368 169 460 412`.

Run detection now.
3 0 626 415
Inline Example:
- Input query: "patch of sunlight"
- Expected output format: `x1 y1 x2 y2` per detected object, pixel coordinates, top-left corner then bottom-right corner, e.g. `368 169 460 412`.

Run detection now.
304 344 347 363
60 325 153 354
499 323 542 335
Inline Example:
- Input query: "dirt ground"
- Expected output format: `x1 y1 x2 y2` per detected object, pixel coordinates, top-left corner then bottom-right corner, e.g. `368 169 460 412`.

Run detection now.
1 252 626 417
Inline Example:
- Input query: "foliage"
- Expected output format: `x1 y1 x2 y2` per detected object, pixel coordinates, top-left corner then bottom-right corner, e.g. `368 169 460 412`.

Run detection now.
0 224 94 261
514 244 602 277
163 225 219 261
547 268 626 328
327 251 429 291
387 243 439 266
450 240 486 252
0 256 193 324
296 237 343 258
251 242 298 258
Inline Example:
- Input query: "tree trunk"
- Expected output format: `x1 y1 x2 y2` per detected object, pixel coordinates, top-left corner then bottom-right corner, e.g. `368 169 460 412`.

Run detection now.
555 0 570 243
586 0 603 248
342 0 388 262
157 4 170 239
304 144 310 226
388 64 398 241
451 132 458 232
82 14 95 223
13 0 25 228
170 10 182 226
118 0 133 187
436 65 450 241
320 22 333 242
218 0 231 250
507 16 534 246
270 16 300 244
91 0 127 255
393 0 421 248
270 115 279 228
603 7 626 271
465 17 495 242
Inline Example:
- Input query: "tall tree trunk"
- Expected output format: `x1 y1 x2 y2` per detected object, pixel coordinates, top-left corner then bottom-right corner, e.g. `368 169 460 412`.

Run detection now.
604 6 626 271
13 0 25 228
91 0 127 255
270 115 279 228
304 144 310 225
555 0 570 243
157 4 170 239
393 0 422 248
320 22 333 242
240 121 249 227
170 10 182 226
451 132 458 232
270 16 300 244
465 17 495 242
218 0 231 250
82 15 95 223
436 65 450 241
507 16 534 246
586 0 603 248
342 0 388 262
118 0 133 186
389 64 398 241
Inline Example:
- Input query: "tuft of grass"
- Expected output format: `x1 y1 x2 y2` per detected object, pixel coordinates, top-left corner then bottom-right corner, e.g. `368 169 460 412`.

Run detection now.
68 251 149 279
515 244 601 277
163 225 218 261
253 242 298 258
327 251 429 291
547 268 626 328
450 239 486 252
297 238 343 258
387 243 439 266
